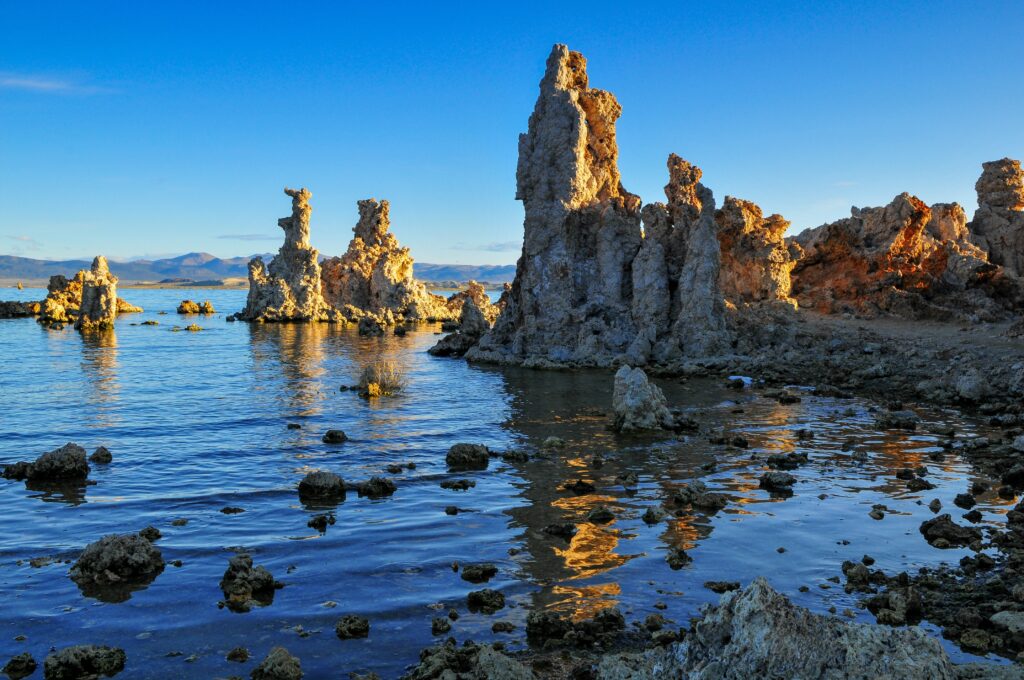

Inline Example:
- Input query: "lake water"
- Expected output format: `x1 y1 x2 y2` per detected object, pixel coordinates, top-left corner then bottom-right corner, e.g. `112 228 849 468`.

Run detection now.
0 287 1012 677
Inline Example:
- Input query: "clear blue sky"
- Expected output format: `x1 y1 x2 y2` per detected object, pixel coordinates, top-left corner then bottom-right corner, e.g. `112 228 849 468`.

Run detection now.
1 1 1022 264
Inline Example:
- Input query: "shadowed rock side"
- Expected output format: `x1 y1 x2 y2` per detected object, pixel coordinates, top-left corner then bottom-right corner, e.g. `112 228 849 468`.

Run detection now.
238 188 339 322
592 577 1007 679
791 192 1022 320
970 157 1024 277
320 198 456 323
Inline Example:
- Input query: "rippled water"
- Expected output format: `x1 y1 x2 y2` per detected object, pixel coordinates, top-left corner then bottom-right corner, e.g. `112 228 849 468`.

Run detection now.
0 287 1012 677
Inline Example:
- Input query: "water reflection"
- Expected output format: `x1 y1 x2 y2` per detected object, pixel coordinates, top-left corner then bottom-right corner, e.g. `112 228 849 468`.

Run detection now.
79 329 119 427
248 323 331 416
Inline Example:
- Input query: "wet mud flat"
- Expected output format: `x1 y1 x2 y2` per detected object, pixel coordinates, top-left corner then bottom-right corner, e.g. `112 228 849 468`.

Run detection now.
0 288 1022 677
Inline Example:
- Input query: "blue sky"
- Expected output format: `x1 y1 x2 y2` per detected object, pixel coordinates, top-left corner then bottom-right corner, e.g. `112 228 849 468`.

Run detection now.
1 1 1022 264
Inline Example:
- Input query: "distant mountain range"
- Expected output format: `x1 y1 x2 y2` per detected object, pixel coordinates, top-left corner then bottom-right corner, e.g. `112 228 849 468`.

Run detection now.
0 253 517 284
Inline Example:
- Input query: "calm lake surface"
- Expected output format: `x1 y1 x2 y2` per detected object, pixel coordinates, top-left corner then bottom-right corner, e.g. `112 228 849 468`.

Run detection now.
0 287 1011 677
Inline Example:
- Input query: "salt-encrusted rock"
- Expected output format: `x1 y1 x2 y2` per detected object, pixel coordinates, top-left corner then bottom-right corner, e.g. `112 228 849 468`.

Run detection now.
969 158 1024 276
177 299 215 314
238 188 338 322
320 198 453 324
74 256 119 330
219 553 280 612
251 646 302 680
43 645 125 680
444 280 502 324
70 532 164 599
428 296 492 357
594 577 966 679
792 193 1017 320
611 366 672 432
715 196 800 306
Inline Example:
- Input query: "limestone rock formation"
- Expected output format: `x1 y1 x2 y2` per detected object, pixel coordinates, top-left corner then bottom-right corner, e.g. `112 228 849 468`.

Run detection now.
610 366 672 432
320 198 453 324
594 577 978 679
792 193 1019 320
969 157 1024 276
444 280 502 324
238 188 338 322
715 196 800 306
31 256 141 329
466 46 736 368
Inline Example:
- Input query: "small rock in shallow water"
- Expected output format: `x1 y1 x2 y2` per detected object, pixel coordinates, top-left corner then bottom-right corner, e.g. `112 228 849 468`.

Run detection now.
431 617 451 635
666 548 692 570
2 653 36 680
919 514 982 548
70 533 164 599
586 506 616 523
357 476 396 498
226 646 249 663
759 471 796 493
492 621 515 633
322 429 348 444
562 479 595 494
461 563 498 583
251 646 301 680
642 507 666 525
705 581 740 593
445 443 490 470
89 446 112 464
928 498 942 512
541 436 566 449
219 554 280 613
335 615 370 639
286 423 301 430
467 589 505 614
221 506 245 514
440 479 475 491
43 645 125 680
954 493 977 509
307 513 335 532
138 526 161 542
297 470 345 503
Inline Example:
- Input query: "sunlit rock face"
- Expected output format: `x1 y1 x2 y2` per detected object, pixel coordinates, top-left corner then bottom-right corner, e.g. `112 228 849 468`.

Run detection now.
75 256 119 330
715 197 800 307
320 199 455 324
35 255 139 329
468 45 738 368
791 192 1020 320
969 157 1024 277
239 188 337 322
445 281 502 324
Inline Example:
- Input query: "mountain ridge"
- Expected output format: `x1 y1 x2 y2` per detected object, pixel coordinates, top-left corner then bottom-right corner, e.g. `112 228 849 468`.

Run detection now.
0 253 517 284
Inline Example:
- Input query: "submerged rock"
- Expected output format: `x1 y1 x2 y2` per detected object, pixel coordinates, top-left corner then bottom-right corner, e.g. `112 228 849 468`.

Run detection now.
467 588 505 614
460 563 498 584
919 514 982 548
250 646 301 680
611 366 673 431
70 532 164 600
43 645 125 680
356 476 396 498
89 446 112 464
219 553 280 612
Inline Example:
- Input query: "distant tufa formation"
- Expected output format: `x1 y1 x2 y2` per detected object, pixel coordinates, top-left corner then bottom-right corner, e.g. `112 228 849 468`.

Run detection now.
0 256 142 330
235 189 485 326
460 44 1024 368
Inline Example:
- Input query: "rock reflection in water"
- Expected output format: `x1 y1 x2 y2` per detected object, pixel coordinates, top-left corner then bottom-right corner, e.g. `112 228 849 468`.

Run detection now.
79 328 119 428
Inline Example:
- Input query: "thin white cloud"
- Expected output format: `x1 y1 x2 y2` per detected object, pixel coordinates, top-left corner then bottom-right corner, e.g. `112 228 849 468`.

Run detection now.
0 73 113 94
5 234 41 249
455 241 522 252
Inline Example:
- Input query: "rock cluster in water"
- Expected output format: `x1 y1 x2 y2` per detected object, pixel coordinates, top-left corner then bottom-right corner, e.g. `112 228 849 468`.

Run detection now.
235 189 472 326
0 256 142 329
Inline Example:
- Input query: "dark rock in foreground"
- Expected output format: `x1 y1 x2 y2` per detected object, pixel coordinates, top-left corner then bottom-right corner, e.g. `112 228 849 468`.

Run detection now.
445 443 490 470
43 645 125 680
219 554 280 613
70 533 164 602
250 646 301 680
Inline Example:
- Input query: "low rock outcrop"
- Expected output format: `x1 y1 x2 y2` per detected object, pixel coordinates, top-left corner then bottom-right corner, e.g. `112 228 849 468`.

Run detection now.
596 577 971 679
43 645 126 680
792 193 1020 320
70 532 164 601
238 188 338 322
251 646 301 680
611 366 672 431
320 198 454 324
219 553 281 612
3 442 90 483
428 296 492 357
177 299 215 314
969 158 1024 276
